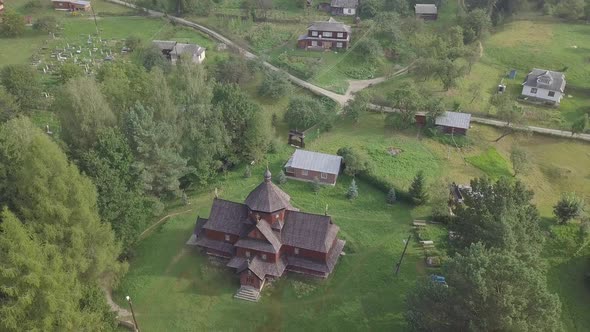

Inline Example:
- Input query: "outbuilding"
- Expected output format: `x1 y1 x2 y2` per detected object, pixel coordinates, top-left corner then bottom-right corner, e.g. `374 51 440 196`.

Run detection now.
284 149 342 185
434 111 471 135
415 4 438 20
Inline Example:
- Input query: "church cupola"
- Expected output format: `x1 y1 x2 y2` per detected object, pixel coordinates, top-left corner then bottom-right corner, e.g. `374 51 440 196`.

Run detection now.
244 168 295 225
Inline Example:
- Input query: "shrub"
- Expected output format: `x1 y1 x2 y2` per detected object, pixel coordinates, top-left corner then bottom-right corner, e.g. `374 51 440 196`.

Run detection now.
554 193 584 224
337 146 371 176
244 165 252 178
284 95 329 130
312 177 321 193
125 35 142 51
258 70 291 98
33 16 59 33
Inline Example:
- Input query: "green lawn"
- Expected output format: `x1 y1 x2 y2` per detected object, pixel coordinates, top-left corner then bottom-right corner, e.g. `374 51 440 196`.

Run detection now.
465 147 513 179
114 148 423 331
114 111 590 331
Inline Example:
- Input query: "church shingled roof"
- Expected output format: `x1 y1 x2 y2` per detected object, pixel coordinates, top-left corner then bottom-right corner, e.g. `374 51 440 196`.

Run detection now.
244 170 293 213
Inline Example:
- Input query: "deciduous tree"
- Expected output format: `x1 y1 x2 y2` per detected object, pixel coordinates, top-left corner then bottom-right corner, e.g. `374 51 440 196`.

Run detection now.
337 146 371 176
54 76 116 151
510 146 530 177
0 64 42 109
554 192 585 224
0 9 25 37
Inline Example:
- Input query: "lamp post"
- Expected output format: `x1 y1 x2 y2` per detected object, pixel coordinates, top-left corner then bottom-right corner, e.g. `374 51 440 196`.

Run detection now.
394 234 412 276
126 296 140 332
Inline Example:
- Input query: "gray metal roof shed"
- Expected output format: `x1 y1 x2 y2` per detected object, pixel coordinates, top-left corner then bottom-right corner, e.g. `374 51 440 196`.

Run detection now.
415 4 437 14
285 149 342 175
435 111 472 130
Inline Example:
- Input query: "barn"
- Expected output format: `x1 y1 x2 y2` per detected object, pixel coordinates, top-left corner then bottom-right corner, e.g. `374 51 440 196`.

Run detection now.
284 149 342 185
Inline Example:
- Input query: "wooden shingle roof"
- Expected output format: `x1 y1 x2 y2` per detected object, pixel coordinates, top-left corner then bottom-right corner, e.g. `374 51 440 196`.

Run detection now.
244 170 293 213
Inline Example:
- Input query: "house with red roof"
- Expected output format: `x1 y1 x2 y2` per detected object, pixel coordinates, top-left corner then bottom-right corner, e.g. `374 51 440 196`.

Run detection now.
188 168 346 301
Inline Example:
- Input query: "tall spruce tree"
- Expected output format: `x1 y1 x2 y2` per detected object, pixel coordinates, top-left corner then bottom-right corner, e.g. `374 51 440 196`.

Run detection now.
409 170 428 205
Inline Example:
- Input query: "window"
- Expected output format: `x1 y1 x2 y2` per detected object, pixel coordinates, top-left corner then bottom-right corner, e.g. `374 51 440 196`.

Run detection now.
323 32 333 38
311 41 317 47
224 234 230 241
301 169 308 175
321 172 328 179
262 254 267 260
245 251 251 258
336 42 343 48
548 91 555 97
311 31 318 36
530 88 537 94
294 248 299 255
337 32 344 38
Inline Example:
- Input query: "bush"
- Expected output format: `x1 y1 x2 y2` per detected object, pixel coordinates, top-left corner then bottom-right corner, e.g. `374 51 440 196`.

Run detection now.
244 165 252 178
284 95 330 130
387 187 397 204
337 146 371 176
125 35 142 51
312 177 321 193
277 170 287 184
258 70 291 98
33 16 59 33
425 128 471 147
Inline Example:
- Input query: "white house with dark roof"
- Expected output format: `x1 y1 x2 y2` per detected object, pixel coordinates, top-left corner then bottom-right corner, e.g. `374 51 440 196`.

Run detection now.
284 149 343 185
152 40 206 64
521 68 566 106
330 0 358 16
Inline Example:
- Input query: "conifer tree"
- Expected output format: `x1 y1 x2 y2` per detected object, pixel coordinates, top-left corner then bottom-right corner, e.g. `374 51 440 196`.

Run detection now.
347 179 359 200
278 170 287 184
387 187 397 204
312 176 321 193
409 170 428 205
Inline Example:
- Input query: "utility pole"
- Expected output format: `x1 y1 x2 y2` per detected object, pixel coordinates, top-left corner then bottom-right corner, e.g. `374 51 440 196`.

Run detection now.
126 296 141 332
395 234 412 276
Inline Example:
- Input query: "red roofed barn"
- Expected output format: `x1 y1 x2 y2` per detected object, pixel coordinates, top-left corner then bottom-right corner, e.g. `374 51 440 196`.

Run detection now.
189 169 346 301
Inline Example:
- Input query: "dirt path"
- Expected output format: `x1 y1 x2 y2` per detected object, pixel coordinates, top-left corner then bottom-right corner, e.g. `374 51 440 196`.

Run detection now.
102 286 135 329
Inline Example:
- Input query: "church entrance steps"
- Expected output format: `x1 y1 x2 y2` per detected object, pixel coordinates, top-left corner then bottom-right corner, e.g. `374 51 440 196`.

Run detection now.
234 286 261 302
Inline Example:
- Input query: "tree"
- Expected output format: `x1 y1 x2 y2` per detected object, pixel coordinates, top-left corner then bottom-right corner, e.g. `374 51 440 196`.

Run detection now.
33 16 59 33
571 113 588 135
0 117 124 297
284 95 326 130
0 9 25 37
258 70 291 98
347 179 359 199
412 57 439 82
451 177 544 263
213 83 268 163
555 0 585 20
343 91 371 123
498 103 524 126
354 38 384 64
406 243 562 331
383 0 409 15
135 44 170 72
554 192 585 224
387 83 421 125
53 77 116 151
215 55 252 85
409 170 428 205
424 97 445 125
312 176 321 193
78 129 150 251
57 62 84 84
436 58 466 91
0 87 19 122
171 62 227 186
460 8 492 43
0 64 42 109
96 61 151 117
387 187 397 204
124 102 188 197
277 170 287 184
510 146 530 177
337 146 371 176
359 0 379 18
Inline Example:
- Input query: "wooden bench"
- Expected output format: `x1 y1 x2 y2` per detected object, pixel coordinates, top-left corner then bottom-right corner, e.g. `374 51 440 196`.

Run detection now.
413 220 427 227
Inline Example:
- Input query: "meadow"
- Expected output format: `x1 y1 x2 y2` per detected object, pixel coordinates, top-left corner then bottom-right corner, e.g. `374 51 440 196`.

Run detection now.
114 112 590 331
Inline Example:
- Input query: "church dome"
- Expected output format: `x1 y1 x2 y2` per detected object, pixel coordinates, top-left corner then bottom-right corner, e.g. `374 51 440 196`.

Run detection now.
245 169 292 213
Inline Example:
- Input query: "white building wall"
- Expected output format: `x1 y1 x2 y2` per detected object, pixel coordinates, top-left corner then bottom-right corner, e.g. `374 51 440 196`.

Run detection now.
343 7 356 15
521 86 562 104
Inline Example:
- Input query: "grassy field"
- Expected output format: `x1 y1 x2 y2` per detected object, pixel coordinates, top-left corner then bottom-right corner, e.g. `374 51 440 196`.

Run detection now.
114 110 590 331
114 150 425 331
